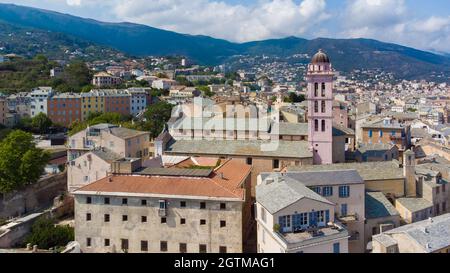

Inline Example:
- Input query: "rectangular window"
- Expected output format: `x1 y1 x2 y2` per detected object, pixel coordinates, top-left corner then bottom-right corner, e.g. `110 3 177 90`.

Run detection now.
311 187 321 195
121 239 128 251
339 186 350 198
122 198 128 205
179 243 187 253
200 219 206 225
321 120 326 132
368 130 373 138
180 218 186 225
104 239 110 247
341 204 348 216
314 119 319 132
104 197 110 204
333 242 340 253
279 215 291 231
273 159 280 169
379 130 383 137
104 214 110 222
246 158 253 165
322 186 333 197
122 215 128 222
86 213 91 221
321 83 326 97
141 199 147 206
159 200 167 209
86 238 91 247
220 220 226 228
292 213 308 229
160 241 168 252
200 202 206 209
219 246 227 253
141 241 148 252
321 101 326 113
199 244 207 253
161 217 167 224
220 203 226 210
141 216 147 223
180 201 186 207
86 196 92 204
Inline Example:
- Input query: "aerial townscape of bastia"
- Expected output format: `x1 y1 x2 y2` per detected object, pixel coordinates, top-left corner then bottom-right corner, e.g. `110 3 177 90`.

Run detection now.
0 1 450 258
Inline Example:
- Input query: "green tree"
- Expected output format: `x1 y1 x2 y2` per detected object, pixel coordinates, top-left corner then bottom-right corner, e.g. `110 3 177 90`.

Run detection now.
31 113 53 134
142 101 173 139
25 218 74 250
284 93 305 103
0 130 50 193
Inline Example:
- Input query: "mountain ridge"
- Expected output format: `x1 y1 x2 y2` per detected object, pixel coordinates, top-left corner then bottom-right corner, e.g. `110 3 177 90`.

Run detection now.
0 3 449 81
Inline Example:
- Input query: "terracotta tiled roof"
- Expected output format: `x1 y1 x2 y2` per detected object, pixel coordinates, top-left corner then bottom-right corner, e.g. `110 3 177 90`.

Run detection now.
75 159 251 200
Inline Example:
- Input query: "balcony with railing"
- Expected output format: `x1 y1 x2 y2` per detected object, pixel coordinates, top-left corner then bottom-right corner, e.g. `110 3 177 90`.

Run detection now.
274 222 348 251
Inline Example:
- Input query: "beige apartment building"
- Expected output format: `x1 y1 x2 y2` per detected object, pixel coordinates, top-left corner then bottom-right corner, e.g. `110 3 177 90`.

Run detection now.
73 159 253 253
270 170 366 253
256 172 355 253
92 72 122 87
360 117 411 153
67 124 151 192
372 213 450 253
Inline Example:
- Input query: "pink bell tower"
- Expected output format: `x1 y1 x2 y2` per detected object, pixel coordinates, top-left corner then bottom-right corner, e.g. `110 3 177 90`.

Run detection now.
307 49 334 165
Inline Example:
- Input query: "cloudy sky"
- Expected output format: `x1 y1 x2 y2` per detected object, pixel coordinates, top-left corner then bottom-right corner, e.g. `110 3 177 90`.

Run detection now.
1 0 449 53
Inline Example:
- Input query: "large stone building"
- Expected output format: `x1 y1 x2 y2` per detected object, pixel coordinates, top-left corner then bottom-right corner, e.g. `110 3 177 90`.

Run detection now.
47 93 82 126
73 159 253 253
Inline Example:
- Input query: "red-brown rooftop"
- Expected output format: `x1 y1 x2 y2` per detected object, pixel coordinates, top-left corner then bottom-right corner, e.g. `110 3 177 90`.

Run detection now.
74 159 251 200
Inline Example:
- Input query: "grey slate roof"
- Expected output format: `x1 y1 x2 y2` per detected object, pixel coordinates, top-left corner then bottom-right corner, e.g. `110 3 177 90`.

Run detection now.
357 143 396 154
283 170 364 186
166 139 313 159
109 127 148 139
256 175 334 214
91 149 122 163
333 124 355 136
171 116 271 132
396 198 433 213
381 213 450 253
365 192 399 219
272 122 308 136
287 161 403 181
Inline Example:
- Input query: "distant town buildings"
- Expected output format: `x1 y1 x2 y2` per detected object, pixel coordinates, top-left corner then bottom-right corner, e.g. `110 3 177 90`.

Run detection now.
92 72 123 87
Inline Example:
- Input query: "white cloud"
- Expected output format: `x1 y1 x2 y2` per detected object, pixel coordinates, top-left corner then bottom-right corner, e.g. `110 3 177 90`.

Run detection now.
340 0 450 52
66 0 81 6
111 0 330 42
